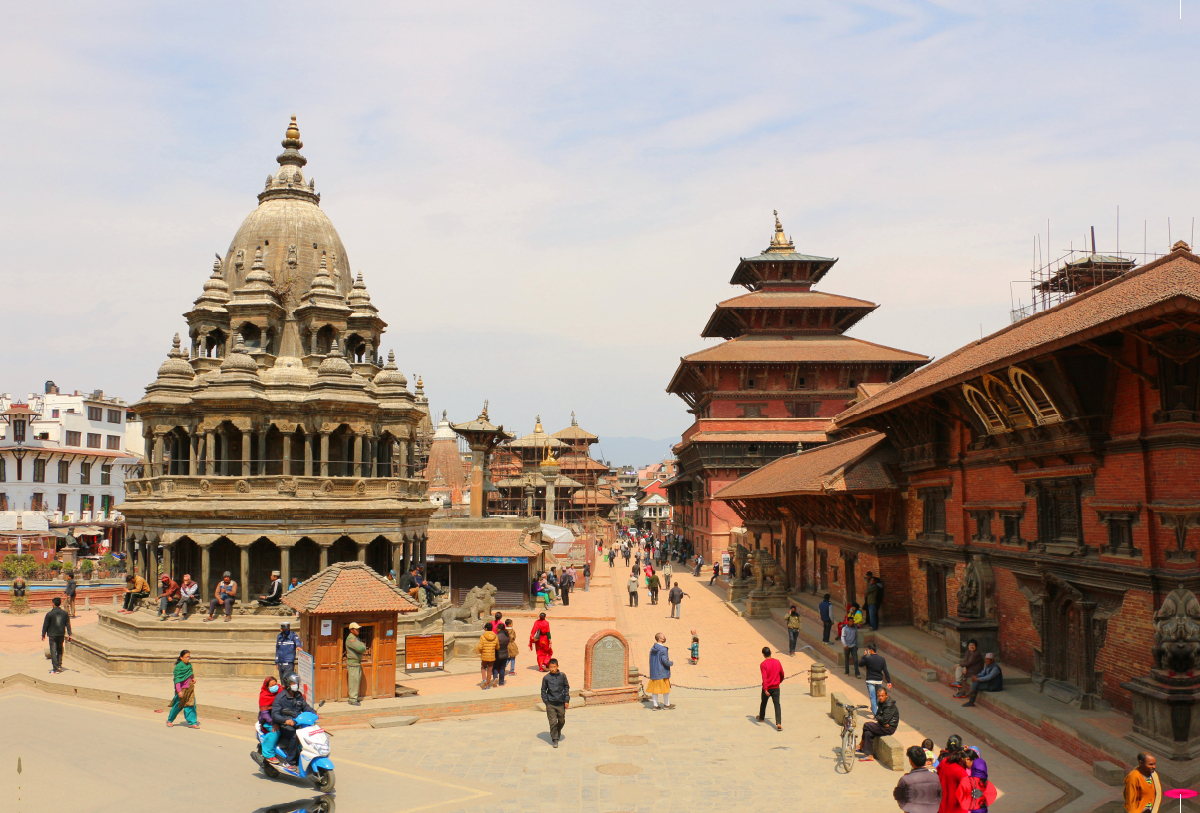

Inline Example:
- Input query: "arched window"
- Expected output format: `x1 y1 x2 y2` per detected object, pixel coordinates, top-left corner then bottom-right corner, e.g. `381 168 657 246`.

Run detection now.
1008 367 1063 425
962 384 1007 434
983 374 1033 429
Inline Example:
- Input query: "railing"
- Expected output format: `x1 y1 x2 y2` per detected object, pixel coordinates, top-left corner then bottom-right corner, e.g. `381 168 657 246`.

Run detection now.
123 475 428 500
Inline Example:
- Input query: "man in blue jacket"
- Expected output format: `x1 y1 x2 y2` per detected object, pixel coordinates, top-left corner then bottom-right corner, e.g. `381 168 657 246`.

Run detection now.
270 673 315 764
648 632 674 710
274 622 303 682
962 653 1003 708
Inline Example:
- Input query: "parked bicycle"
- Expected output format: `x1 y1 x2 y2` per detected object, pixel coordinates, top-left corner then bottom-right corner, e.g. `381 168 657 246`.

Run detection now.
838 702 870 773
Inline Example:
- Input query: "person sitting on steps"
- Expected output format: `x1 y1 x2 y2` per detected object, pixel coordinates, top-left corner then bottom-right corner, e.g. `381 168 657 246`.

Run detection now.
961 653 1003 707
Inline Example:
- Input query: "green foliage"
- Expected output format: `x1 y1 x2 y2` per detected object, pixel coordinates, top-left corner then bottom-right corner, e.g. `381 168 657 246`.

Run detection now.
2 554 36 579
100 553 117 570
79 559 95 574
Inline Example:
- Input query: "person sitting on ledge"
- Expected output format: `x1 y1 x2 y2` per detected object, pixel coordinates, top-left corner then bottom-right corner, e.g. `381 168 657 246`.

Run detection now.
961 653 1003 708
951 639 984 696
120 573 151 613
258 570 283 607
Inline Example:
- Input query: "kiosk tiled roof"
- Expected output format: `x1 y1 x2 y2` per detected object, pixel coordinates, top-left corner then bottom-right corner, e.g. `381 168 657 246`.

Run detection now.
283 561 418 614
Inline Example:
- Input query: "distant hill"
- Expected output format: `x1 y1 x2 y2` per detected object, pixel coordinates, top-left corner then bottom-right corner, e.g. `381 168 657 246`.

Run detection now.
591 436 679 469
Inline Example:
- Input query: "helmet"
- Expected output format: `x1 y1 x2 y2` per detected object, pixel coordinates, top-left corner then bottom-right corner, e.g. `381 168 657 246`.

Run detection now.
287 673 301 690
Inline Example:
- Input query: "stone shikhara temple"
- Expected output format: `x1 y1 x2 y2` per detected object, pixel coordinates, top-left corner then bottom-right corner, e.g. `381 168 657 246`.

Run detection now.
122 118 435 602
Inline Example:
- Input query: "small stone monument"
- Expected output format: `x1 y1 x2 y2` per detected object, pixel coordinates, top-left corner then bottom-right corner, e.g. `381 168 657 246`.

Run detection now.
809 662 827 697
582 629 638 705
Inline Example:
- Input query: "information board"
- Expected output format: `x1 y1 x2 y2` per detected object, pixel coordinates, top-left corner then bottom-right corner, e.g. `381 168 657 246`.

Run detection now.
721 552 731 576
404 633 445 673
295 648 314 704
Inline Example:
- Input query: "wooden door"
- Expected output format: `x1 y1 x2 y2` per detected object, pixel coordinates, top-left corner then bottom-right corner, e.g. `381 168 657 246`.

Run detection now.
818 550 828 591
308 615 344 704
374 614 397 698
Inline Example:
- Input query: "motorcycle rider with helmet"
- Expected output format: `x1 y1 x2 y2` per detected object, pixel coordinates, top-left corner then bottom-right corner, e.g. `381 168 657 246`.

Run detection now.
270 673 315 765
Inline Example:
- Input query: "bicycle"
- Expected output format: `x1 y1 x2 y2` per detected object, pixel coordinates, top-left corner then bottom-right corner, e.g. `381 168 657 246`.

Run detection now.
838 703 870 773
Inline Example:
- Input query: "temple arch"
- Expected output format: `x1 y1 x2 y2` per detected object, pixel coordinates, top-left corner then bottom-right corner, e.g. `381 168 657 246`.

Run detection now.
962 384 1007 434
1008 366 1063 425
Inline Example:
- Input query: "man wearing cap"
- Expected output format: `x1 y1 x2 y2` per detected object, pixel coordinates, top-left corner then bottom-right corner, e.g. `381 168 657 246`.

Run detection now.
157 573 180 621
275 621 303 682
345 622 368 706
962 653 1004 707
259 570 283 607
205 571 238 622
270 672 315 765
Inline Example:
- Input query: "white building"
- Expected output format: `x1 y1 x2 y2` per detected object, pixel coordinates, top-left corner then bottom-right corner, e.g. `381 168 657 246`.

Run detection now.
0 384 142 523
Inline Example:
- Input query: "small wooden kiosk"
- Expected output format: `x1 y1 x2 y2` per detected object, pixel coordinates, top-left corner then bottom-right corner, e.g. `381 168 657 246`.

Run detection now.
283 561 419 703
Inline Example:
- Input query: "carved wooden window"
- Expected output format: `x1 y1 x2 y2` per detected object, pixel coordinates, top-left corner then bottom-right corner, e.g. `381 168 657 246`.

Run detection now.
1009 367 1063 425
962 384 1007 433
984 375 1033 429
1002 513 1023 545
920 487 949 538
788 401 819 418
1106 515 1134 555
1036 479 1084 549
971 510 993 543
740 403 765 418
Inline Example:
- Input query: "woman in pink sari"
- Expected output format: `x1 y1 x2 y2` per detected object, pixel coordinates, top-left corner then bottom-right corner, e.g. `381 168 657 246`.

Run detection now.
529 612 553 671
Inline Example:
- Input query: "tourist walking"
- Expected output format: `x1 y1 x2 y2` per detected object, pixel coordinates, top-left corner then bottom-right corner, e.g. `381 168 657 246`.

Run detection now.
786 606 802 654
709 562 720 585
818 593 833 643
478 621 499 689
530 612 553 671
856 687 898 762
668 583 688 618
647 632 674 710
41 596 71 674
274 621 303 682
63 570 77 618
174 574 199 619
204 571 238 622
166 649 199 728
756 646 784 730
857 644 893 716
663 561 673 589
157 574 179 620
841 618 860 677
627 572 640 606
647 570 661 605
493 620 510 686
1124 751 1161 813
345 621 367 705
689 634 699 663
540 658 569 748
505 618 519 674
692 553 703 577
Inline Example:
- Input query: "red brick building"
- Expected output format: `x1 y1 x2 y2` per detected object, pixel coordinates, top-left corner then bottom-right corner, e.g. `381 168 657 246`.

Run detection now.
665 213 927 565
716 242 1200 723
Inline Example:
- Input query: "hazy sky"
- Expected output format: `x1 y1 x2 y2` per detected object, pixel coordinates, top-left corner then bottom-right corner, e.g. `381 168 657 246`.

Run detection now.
3 2 1198 445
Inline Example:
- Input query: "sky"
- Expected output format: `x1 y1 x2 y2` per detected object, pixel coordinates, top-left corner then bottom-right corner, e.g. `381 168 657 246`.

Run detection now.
2 2 1199 455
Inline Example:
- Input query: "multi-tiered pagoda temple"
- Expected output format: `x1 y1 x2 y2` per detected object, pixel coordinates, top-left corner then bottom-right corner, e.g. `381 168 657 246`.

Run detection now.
666 213 928 568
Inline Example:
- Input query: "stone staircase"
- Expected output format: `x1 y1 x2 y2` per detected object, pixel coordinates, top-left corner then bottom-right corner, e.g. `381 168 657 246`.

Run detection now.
70 607 282 677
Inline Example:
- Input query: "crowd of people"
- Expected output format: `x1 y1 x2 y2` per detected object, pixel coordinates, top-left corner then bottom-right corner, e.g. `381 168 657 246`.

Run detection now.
892 734 995 813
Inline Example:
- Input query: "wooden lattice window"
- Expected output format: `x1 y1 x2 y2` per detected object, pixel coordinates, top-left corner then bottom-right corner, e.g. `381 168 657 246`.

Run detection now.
962 384 1007 433
919 487 949 539
1009 367 1063 425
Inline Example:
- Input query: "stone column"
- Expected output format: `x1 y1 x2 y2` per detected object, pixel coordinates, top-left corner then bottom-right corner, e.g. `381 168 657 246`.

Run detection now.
148 540 159 594
353 433 364 478
241 429 251 477
199 541 212 600
153 434 165 478
397 440 409 478
391 540 402 583
219 431 229 476
282 433 292 477
278 542 291 591
546 481 557 524
202 432 213 476
303 430 313 477
239 543 251 603
319 432 330 478
189 433 199 476
402 539 411 574
318 542 330 571
419 535 427 570
356 541 368 563
161 542 172 582
369 437 378 478
258 430 268 477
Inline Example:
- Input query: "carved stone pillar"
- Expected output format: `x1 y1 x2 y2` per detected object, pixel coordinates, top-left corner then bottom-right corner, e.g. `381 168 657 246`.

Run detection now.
199 540 213 600
153 434 165 478
397 440 409 478
282 433 292 477
241 429 251 477
189 433 199 476
277 540 294 591
356 541 368 563
353 433 364 478
257 429 268 477
419 536 427 570
391 539 402 582
148 539 160 594
402 539 412 574
319 432 330 478
161 542 172 583
319 541 330 571
239 542 250 600
303 430 313 477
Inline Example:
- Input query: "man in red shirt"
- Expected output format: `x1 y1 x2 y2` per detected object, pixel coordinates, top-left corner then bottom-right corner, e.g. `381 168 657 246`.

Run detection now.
756 646 785 731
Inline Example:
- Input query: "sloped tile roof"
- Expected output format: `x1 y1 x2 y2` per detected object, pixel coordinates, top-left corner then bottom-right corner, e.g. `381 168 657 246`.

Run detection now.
283 561 418 614
426 527 543 557
714 431 894 500
714 291 878 310
680 335 929 364
835 248 1200 426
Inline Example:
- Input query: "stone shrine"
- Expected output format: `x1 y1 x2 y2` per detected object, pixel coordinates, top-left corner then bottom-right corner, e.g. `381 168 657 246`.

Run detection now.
582 629 638 704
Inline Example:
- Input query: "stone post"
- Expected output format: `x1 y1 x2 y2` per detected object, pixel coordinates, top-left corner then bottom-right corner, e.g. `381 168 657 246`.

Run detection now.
353 433 363 478
319 432 330 478
199 540 212 600
303 430 313 477
241 429 251 477
282 433 292 477
153 434 164 478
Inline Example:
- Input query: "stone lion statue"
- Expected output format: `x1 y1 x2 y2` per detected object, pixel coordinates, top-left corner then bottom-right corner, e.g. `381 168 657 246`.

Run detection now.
441 583 498 626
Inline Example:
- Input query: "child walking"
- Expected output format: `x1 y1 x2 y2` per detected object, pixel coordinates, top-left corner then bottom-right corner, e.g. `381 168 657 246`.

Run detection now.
689 635 700 664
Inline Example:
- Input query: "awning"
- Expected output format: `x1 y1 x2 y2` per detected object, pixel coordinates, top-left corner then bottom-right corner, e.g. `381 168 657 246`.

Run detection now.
74 526 105 536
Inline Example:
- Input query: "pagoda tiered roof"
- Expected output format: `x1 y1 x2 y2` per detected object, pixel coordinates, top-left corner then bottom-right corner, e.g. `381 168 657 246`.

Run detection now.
701 290 879 339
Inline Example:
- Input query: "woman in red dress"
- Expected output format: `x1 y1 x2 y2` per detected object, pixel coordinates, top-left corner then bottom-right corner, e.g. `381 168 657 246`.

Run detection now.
529 612 553 671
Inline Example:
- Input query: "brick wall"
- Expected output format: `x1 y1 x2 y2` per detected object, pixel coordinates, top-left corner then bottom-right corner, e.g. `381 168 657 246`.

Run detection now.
1095 589 1155 714
992 566 1037 673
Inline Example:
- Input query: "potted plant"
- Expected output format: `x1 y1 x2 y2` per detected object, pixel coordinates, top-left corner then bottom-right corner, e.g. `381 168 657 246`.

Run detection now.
99 553 117 579
80 559 95 581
